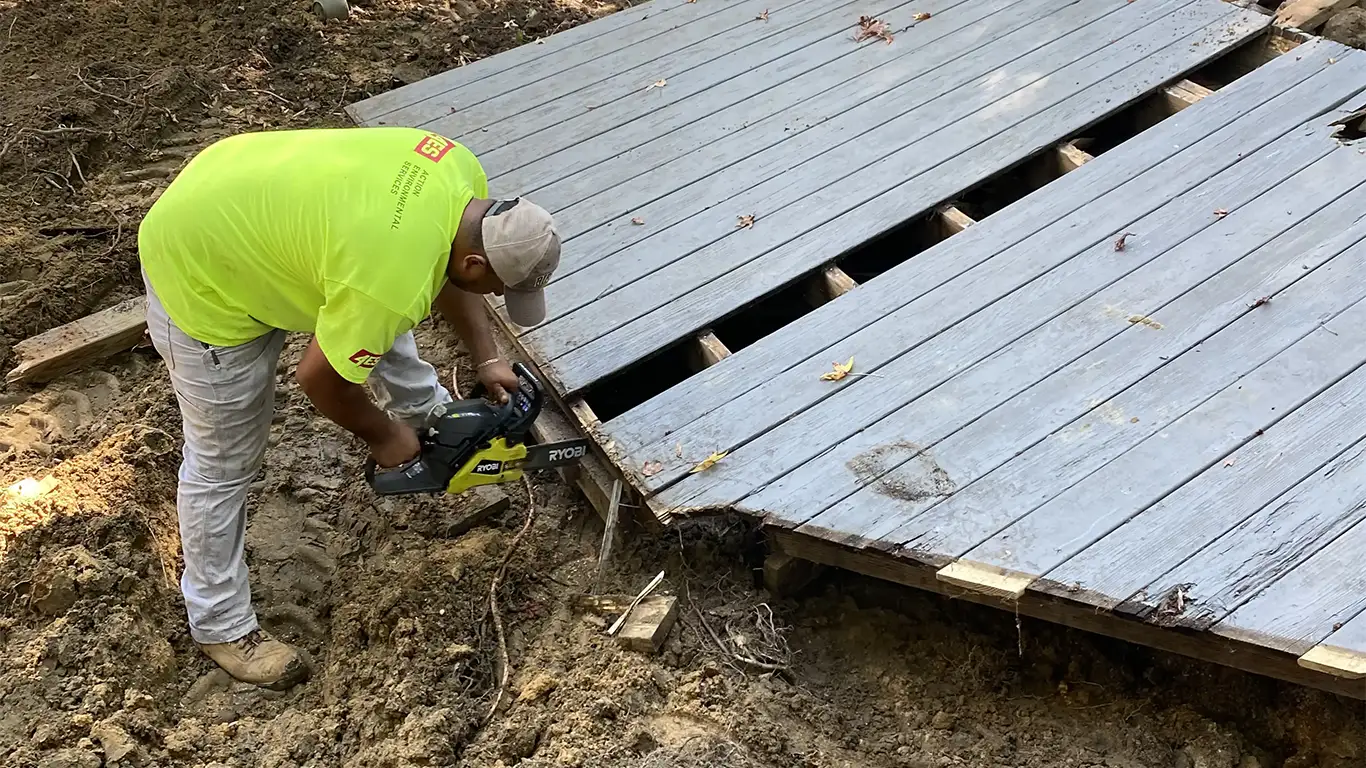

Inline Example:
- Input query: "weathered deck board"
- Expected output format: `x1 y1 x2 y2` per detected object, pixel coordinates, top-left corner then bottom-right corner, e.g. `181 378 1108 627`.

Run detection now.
1300 608 1366 679
604 38 1353 460
539 5 1268 393
643 66 1366 510
485 0 1009 200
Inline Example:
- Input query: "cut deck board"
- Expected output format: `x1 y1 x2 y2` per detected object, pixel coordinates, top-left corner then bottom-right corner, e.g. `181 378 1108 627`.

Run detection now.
348 0 1366 696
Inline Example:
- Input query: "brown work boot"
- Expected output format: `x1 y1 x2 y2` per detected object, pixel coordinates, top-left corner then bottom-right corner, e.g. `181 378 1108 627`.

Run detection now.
197 629 310 691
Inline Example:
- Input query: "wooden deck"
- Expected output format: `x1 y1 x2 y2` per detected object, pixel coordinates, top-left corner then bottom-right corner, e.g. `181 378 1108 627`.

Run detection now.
349 0 1366 698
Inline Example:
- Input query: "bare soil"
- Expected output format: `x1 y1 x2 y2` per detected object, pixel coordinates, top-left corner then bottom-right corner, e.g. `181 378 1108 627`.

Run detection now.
2 0 1365 766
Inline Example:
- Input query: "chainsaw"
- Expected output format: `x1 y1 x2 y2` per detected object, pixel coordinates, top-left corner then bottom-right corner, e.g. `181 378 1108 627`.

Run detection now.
364 361 589 496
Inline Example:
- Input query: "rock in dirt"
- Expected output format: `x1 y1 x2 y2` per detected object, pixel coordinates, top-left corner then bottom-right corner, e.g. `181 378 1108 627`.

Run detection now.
1324 8 1366 49
1181 742 1239 768
930 711 958 730
516 672 559 703
500 723 543 760
91 719 137 764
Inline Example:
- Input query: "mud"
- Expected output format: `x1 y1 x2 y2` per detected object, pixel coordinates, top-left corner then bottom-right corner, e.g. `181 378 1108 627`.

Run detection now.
3 0 1366 765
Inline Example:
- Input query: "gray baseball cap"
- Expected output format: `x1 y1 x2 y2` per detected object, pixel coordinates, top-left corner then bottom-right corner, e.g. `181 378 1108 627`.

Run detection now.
482 198 560 326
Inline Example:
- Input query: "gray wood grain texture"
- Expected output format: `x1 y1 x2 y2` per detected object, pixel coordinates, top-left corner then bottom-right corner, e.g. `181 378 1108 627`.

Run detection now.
936 254 1366 582
1074 424 1366 626
366 0 748 133
480 0 1016 203
536 5 1265 394
1213 509 1366 655
425 0 825 154
639 60 1366 503
601 38 1353 457
539 0 1116 279
669 131 1366 525
348 0 698 124
759 137 1359 538
1308 603 1366 658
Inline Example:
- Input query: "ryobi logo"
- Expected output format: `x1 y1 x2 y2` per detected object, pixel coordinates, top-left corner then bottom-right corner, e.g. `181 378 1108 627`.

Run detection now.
473 459 503 475
548 445 587 462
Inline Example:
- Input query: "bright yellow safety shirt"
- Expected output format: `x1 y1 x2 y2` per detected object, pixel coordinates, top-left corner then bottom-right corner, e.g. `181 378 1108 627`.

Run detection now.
138 126 488 383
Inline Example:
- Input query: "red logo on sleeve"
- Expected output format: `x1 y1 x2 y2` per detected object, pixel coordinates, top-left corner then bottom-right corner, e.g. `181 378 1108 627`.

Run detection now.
349 349 382 368
413 135 454 163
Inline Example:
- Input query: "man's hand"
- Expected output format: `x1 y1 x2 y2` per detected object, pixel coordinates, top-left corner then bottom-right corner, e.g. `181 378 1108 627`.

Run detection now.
370 420 421 468
474 358 520 403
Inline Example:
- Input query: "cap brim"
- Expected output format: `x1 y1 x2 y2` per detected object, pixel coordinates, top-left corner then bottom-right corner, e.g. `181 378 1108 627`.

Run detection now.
504 288 547 327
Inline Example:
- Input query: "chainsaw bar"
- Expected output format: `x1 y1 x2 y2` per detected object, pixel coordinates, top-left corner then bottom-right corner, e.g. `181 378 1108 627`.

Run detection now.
520 438 591 470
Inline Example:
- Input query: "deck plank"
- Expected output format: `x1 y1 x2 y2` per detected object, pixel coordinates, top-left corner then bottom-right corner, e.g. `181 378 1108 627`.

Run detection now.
643 67 1366 505
425 0 832 155
540 0 1121 275
666 134 1366 522
368 0 759 135
536 5 1266 393
500 0 1062 219
932 281 1366 593
1212 514 1366 656
347 0 708 125
1299 609 1366 679
1061 428 1366 626
601 38 1353 458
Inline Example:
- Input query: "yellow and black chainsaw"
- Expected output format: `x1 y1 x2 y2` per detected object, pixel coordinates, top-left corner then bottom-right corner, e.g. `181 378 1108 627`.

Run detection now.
364 362 588 496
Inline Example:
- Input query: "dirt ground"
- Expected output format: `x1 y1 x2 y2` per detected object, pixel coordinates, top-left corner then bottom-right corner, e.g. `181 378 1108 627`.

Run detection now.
2 0 1366 766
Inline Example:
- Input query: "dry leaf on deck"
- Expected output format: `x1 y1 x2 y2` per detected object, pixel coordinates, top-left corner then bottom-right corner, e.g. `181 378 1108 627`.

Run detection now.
675 442 684 458
736 214 756 228
642 460 664 477
1223 457 1235 467
1248 295 1271 309
912 11 931 20
853 15 894 44
756 8 768 20
646 79 667 92
631 217 645 225
1213 208 1229 217
821 357 856 381
689 451 729 473
1113 232 1135 251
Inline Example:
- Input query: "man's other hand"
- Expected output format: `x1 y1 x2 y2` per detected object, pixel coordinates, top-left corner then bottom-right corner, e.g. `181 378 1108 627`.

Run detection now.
474 359 519 404
371 421 421 468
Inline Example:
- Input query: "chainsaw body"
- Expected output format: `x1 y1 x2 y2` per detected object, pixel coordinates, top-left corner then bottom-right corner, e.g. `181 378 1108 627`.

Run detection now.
365 362 588 496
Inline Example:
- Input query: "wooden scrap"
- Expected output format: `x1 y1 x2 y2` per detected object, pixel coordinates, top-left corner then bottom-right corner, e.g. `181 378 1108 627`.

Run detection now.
1275 0 1358 30
763 552 825 598
593 480 623 593
5 296 149 386
614 595 678 653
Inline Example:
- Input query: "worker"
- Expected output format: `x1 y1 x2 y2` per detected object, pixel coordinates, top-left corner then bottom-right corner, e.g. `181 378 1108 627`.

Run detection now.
136 126 560 690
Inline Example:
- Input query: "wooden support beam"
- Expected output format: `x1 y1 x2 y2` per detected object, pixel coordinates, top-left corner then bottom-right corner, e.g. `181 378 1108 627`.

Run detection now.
5 297 149 387
1275 0 1358 31
935 205 976 238
1055 142 1094 174
1162 79 1215 113
568 398 601 430
804 264 859 307
1299 643 1366 679
688 331 731 371
763 552 826 598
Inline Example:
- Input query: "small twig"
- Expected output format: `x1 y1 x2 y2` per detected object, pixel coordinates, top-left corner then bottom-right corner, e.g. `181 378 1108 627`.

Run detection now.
67 149 86 187
608 570 665 636
75 69 139 108
249 88 295 107
485 476 537 724
690 597 789 673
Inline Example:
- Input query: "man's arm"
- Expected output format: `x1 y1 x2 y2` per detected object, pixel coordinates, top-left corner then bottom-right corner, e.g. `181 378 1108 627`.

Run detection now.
434 281 519 401
296 337 418 467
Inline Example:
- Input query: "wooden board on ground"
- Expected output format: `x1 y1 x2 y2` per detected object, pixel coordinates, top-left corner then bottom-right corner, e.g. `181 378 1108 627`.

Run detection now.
5 297 147 387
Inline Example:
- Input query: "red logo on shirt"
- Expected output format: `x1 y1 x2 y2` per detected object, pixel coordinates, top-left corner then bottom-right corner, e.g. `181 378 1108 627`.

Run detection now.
349 349 382 369
413 135 454 163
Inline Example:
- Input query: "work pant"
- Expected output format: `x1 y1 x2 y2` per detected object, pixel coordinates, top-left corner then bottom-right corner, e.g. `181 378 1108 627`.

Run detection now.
142 273 450 644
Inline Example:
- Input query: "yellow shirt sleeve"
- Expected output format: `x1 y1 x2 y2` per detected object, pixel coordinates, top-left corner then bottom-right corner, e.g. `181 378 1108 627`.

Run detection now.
315 282 419 384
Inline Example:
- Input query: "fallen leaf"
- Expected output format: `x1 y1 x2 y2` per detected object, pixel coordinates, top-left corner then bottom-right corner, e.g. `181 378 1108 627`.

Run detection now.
1248 295 1271 308
642 460 664 477
1113 231 1135 251
1130 417 1139 423
631 217 645 225
820 357 856 381
646 78 667 92
675 442 684 458
736 213 756 228
1127 314 1163 330
756 8 768 20
853 15 894 44
1329 57 1338 64
689 451 728 473
1224 457 1235 467
1213 208 1229 217
912 11 931 20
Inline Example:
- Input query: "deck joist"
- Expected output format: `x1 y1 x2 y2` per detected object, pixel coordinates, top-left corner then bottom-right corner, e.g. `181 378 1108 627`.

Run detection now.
348 0 1366 699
